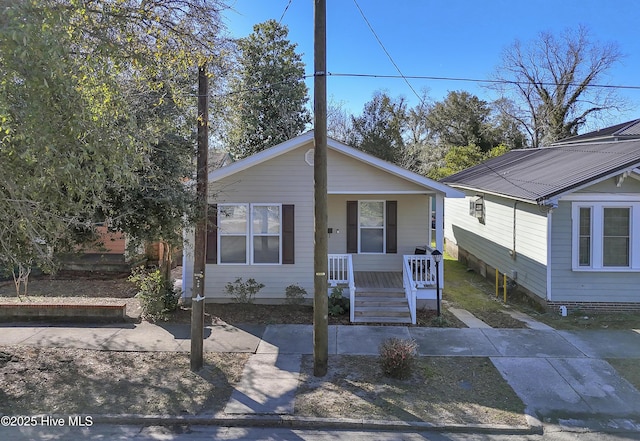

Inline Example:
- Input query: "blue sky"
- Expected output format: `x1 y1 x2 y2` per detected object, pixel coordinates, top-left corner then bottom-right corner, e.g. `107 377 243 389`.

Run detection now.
223 0 640 129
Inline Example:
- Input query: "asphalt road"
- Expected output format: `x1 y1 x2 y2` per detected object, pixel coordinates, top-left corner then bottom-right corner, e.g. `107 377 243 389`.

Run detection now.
1 424 640 441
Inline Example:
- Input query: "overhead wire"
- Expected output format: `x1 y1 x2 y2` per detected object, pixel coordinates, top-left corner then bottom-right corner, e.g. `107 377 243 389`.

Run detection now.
210 71 640 101
351 0 425 105
279 0 293 24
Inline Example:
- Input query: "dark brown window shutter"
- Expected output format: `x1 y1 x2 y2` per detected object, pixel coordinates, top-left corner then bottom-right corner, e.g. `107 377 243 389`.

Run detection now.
386 200 397 254
346 201 358 253
206 204 217 264
282 204 295 264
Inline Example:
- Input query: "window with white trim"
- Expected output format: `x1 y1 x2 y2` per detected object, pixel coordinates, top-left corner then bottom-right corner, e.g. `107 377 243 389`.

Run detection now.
218 203 282 264
572 202 639 271
359 201 385 253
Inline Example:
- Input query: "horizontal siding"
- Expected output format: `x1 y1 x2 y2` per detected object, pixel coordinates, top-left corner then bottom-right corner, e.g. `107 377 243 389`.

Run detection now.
327 149 428 193
186 147 315 301
445 193 548 299
184 144 440 302
550 199 640 303
328 194 430 271
575 175 640 194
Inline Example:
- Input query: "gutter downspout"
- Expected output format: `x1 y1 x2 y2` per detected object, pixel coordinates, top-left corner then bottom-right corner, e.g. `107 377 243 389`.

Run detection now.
546 208 553 301
511 202 518 259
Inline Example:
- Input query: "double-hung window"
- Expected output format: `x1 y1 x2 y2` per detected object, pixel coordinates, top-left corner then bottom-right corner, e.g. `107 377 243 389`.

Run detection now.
359 201 385 253
218 204 249 264
572 202 638 271
218 203 282 264
252 204 281 264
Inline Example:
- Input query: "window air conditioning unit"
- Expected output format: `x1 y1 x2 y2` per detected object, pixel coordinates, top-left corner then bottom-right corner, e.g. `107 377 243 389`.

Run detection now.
469 197 484 218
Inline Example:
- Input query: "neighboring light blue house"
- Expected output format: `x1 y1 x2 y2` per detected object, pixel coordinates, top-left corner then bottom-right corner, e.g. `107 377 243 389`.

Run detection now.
441 137 640 312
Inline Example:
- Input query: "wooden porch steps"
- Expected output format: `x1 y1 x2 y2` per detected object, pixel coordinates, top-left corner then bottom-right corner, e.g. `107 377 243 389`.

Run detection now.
352 290 412 324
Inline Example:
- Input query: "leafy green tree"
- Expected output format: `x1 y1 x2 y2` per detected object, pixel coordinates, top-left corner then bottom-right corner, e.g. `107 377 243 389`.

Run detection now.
493 26 625 147
226 20 310 159
101 81 198 281
349 91 407 163
426 91 499 152
429 144 510 180
0 0 225 278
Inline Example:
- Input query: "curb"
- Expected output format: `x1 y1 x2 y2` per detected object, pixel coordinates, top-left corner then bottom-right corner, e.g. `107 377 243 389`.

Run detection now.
90 413 544 435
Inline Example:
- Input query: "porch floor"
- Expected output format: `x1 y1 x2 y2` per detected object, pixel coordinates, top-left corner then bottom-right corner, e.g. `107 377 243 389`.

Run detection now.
354 271 403 289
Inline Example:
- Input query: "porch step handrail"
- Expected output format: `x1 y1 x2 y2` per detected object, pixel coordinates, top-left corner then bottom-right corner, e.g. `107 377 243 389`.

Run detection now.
406 254 436 287
328 254 356 322
346 254 355 323
328 254 349 286
402 256 417 325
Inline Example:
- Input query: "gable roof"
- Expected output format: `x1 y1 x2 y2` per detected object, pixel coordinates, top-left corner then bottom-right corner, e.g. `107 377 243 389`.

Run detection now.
440 139 640 204
209 131 464 198
553 118 640 145
209 150 233 171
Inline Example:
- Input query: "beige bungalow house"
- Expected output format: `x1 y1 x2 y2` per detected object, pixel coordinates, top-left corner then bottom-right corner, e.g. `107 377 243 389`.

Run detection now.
182 131 464 323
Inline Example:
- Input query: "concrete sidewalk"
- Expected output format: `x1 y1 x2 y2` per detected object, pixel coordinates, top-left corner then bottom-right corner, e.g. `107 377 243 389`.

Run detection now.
1 321 640 431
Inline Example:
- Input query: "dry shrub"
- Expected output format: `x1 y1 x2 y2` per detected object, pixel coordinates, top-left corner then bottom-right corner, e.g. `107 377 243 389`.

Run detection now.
379 337 418 379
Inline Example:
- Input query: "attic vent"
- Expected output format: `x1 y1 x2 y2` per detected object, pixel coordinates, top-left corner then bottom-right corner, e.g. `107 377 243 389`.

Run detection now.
469 196 485 221
305 148 314 166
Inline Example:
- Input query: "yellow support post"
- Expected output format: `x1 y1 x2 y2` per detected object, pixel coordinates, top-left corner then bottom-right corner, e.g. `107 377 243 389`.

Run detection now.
503 274 507 303
495 269 499 298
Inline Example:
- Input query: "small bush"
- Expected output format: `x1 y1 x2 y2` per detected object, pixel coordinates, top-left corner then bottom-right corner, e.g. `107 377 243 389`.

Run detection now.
431 315 451 327
225 277 265 304
129 267 179 321
379 337 418 380
285 284 307 305
328 287 349 316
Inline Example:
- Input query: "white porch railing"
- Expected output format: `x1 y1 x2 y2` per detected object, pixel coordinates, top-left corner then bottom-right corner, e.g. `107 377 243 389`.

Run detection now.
405 254 437 287
328 254 356 322
328 254 349 286
402 257 417 325
402 253 438 325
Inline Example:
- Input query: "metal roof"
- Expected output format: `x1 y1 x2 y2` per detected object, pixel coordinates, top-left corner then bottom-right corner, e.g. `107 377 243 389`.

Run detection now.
440 139 640 203
553 118 640 145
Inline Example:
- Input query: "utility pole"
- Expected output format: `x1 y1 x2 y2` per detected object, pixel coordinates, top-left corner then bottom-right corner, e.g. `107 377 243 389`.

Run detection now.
191 62 208 372
313 0 328 377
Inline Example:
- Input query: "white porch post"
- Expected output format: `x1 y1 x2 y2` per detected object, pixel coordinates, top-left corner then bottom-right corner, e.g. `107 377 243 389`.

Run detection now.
428 195 433 247
435 193 444 292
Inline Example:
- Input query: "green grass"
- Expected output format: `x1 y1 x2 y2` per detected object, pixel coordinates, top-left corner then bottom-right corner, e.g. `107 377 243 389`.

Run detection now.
443 254 640 331
526 310 640 331
443 255 503 312
608 359 640 390
443 254 527 328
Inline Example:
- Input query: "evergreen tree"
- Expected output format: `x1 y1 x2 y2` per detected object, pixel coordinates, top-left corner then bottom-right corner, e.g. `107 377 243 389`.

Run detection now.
227 20 310 158
348 91 407 163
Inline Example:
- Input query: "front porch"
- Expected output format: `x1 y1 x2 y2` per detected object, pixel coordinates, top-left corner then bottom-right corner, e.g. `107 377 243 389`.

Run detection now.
329 253 440 324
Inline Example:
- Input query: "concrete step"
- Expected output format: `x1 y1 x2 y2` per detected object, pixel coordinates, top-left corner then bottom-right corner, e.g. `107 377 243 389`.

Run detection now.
355 289 405 298
355 305 410 314
356 287 404 293
355 299 408 307
352 315 412 324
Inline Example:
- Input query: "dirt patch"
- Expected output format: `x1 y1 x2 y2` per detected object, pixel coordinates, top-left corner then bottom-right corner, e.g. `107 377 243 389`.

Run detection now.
472 309 528 328
0 275 137 299
0 347 248 416
168 303 468 328
296 355 526 426
170 303 349 326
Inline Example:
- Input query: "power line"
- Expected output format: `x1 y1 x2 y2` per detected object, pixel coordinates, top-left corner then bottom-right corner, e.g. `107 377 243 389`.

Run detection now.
325 72 640 91
351 0 424 104
279 0 293 24
210 71 640 101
